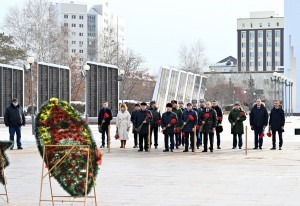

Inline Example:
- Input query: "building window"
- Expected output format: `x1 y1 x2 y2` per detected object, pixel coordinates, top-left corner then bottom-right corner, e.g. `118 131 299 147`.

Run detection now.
268 22 270 27
241 52 246 57
79 33 83 36
64 14 68 19
64 40 68 44
250 52 254 58
79 24 84 28
258 42 263 47
275 61 280 66
275 30 281 38
277 22 279 26
267 61 272 66
242 43 246 48
275 41 281 47
250 42 255 48
259 23 262 27
79 15 84 20
79 41 83 45
72 32 76 36
249 32 254 39
72 41 76 44
250 62 254 67
72 15 76 19
79 49 83 53
71 49 76 53
241 32 246 38
275 51 280 56
79 58 83 61
242 62 246 67
258 31 263 38
267 52 272 57
258 61 263 66
267 42 272 47
250 23 253 28
64 23 68 27
258 52 263 58
267 31 272 38
71 23 76 27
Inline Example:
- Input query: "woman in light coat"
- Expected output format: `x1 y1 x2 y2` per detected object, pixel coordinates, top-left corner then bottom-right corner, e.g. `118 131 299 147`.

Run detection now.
116 103 131 148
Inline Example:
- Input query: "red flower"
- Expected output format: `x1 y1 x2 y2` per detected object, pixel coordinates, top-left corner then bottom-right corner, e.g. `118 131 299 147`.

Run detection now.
115 134 119 140
259 133 265 138
171 118 177 125
267 132 272 137
188 115 195 121
146 113 152 119
204 113 210 119
174 128 180 134
157 120 161 126
182 132 185 137
104 113 110 119
217 116 222 121
240 112 246 117
196 125 200 130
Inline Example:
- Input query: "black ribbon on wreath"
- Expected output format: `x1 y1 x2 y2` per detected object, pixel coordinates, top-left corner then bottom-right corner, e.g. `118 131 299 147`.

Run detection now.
0 141 13 185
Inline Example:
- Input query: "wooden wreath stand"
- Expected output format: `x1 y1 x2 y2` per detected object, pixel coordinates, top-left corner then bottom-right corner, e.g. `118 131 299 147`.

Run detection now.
39 145 97 206
0 150 9 203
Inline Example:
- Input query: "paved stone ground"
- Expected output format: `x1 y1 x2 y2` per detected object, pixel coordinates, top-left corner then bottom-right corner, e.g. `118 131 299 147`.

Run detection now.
0 115 299 206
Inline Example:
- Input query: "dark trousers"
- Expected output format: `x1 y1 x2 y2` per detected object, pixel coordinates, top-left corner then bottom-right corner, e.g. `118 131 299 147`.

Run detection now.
184 132 195 151
199 132 203 146
190 130 201 148
9 127 22 148
254 127 264 148
101 127 109 146
203 132 214 151
175 133 181 146
164 133 175 150
272 130 283 148
233 134 243 148
181 132 185 146
139 133 149 151
216 132 221 147
133 132 138 146
150 126 158 147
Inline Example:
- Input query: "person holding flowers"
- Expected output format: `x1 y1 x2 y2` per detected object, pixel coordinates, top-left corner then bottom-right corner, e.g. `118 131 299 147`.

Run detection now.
98 101 113 148
228 102 247 149
182 103 198 153
161 103 177 152
116 103 131 148
135 102 152 152
250 98 268 150
269 100 285 150
172 100 183 148
149 101 161 149
200 101 217 153
212 100 223 149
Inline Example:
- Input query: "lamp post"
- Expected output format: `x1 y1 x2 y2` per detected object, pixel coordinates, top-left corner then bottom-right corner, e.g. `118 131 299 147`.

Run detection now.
290 79 294 116
285 79 293 116
271 72 280 100
26 57 35 135
243 90 247 106
118 69 125 103
281 76 287 110
82 64 90 123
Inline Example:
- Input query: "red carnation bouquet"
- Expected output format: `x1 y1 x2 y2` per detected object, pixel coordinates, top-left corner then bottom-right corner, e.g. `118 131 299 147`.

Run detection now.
163 118 177 133
259 133 265 139
266 126 272 138
99 112 110 133
217 116 223 121
135 113 152 133
174 128 180 134
200 113 210 132
115 128 119 140
232 111 246 128
179 115 194 130
157 120 161 126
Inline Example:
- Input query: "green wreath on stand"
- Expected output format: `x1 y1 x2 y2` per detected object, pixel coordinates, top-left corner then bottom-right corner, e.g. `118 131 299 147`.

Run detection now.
0 141 13 185
35 98 102 197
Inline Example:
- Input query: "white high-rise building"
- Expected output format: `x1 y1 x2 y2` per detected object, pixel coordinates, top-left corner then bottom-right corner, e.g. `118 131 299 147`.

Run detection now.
55 2 125 65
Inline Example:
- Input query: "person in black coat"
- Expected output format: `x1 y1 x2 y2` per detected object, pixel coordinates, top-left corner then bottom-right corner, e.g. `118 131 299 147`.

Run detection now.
269 100 285 150
131 103 140 148
149 101 161 149
98 101 113 148
4 98 25 150
135 102 152 152
212 100 223 149
182 103 198 152
250 99 269 149
192 100 201 149
161 103 177 152
198 99 206 148
200 101 217 153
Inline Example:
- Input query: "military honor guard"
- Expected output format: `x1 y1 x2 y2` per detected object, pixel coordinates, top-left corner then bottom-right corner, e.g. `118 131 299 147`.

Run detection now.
161 103 177 152
200 101 217 153
135 102 152 152
212 100 223 149
172 100 183 148
149 101 161 149
182 103 198 152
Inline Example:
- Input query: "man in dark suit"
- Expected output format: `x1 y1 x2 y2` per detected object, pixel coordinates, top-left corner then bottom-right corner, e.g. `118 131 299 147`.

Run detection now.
149 101 161 149
182 103 198 152
212 100 223 149
131 103 140 148
161 103 177 152
98 101 113 148
269 100 285 150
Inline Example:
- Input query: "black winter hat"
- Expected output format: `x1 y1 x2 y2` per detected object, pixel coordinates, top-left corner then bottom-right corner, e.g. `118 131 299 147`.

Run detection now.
141 102 147 106
166 103 173 108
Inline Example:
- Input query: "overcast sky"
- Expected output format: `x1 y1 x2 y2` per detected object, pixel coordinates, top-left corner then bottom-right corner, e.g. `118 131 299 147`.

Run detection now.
0 0 284 74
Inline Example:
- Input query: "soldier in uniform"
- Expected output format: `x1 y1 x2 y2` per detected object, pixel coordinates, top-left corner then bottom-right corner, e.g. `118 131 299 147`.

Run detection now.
172 100 183 149
161 103 177 152
131 103 140 148
212 100 223 149
182 103 198 152
135 102 152 152
200 101 217 153
149 101 161 149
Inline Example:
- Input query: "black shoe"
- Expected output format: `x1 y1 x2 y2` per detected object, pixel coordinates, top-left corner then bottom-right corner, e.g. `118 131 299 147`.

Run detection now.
197 147 199 149
239 147 242 149
217 146 221 149
279 147 282 150
202 150 207 153
210 149 213 153
183 150 188 152
163 149 169 152
270 147 276 150
138 149 143 152
133 145 138 148
232 147 236 149
145 149 149 152
155 146 158 149
100 145 105 148
176 146 179 149
10 148 13 150
170 149 173 152
189 146 192 149
17 147 23 150
253 147 258 150
259 147 262 150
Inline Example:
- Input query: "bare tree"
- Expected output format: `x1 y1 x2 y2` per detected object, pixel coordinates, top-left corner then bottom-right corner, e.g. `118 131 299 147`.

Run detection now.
178 40 208 74
4 0 68 65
